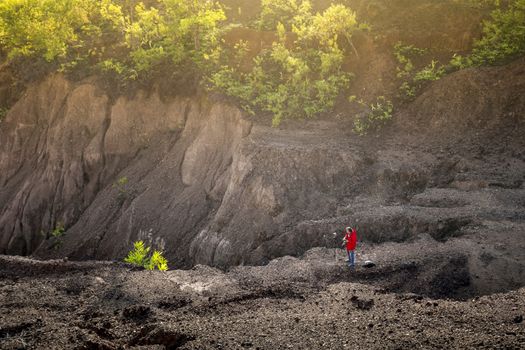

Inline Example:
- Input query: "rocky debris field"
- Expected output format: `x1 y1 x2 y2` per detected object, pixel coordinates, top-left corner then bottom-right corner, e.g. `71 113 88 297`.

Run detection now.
1 239 524 350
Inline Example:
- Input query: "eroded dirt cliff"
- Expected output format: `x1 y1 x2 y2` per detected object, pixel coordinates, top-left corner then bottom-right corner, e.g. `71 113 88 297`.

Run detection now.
1 57 525 299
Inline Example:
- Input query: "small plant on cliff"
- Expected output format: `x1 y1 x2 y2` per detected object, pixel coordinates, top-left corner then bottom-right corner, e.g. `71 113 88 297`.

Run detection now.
124 240 168 271
413 60 446 82
51 222 66 238
394 42 446 100
351 96 394 136
113 176 129 203
0 107 8 123
48 222 66 250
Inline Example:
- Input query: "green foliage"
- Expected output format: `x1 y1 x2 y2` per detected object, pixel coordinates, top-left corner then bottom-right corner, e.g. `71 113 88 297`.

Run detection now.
0 107 8 123
453 0 501 8
257 0 311 31
399 81 416 98
51 222 66 238
47 222 66 250
394 42 445 99
311 4 362 57
122 0 226 73
113 176 129 203
124 240 168 271
147 250 169 271
0 0 225 83
124 240 150 266
210 2 358 126
124 3 168 75
93 0 226 83
449 53 474 69
414 60 446 82
451 0 525 67
394 43 426 78
116 176 129 187
394 42 425 97
0 0 126 67
0 0 80 61
472 0 525 64
351 96 393 136
0 0 358 126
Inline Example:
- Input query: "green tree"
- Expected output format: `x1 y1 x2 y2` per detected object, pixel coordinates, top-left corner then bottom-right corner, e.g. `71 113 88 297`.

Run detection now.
209 2 357 126
451 0 525 67
311 4 360 57
0 0 81 61
257 0 311 31
162 0 226 66
125 3 168 74
472 0 525 64
393 42 445 99
0 0 226 82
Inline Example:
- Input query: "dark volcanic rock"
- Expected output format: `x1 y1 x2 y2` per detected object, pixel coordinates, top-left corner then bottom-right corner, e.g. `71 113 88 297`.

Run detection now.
1 254 525 349
122 305 151 321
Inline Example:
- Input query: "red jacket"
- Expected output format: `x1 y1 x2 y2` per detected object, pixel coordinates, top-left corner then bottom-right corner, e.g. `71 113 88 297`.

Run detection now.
344 229 357 251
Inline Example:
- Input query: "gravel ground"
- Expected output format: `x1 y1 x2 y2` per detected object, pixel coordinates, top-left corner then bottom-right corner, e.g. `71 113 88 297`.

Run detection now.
1 241 524 349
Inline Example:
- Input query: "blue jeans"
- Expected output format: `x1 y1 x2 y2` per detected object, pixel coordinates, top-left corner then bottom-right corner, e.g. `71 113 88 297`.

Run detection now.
347 250 355 267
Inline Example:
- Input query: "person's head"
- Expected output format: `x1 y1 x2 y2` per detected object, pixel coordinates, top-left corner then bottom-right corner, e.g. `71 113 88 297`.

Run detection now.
346 226 352 233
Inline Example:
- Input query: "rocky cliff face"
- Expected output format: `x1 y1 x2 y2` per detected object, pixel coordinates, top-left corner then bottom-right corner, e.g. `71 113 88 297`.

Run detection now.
0 59 524 278
0 75 250 267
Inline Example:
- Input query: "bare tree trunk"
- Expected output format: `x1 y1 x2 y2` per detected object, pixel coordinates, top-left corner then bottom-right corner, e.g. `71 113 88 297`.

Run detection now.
347 37 359 58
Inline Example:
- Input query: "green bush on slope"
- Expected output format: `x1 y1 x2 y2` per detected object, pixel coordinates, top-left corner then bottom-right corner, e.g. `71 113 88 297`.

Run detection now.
451 0 525 67
124 240 168 271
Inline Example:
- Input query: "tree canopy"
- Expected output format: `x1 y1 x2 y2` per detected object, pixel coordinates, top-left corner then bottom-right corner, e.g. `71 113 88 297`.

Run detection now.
0 0 523 127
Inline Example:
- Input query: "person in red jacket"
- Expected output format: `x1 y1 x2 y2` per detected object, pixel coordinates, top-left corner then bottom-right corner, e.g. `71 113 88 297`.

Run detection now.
342 227 357 268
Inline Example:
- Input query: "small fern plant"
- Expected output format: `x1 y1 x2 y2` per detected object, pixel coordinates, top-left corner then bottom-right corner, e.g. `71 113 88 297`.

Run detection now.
124 241 168 271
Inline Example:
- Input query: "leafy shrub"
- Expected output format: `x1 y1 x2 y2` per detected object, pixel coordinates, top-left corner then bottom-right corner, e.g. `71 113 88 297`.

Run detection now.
45 222 66 250
0 107 8 123
414 60 446 82
394 42 445 99
453 0 501 8
0 0 357 126
51 222 66 238
451 0 525 67
113 176 128 203
256 0 311 31
124 240 150 266
148 250 169 271
394 43 426 78
449 53 474 69
124 240 168 271
393 42 425 98
351 96 394 136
